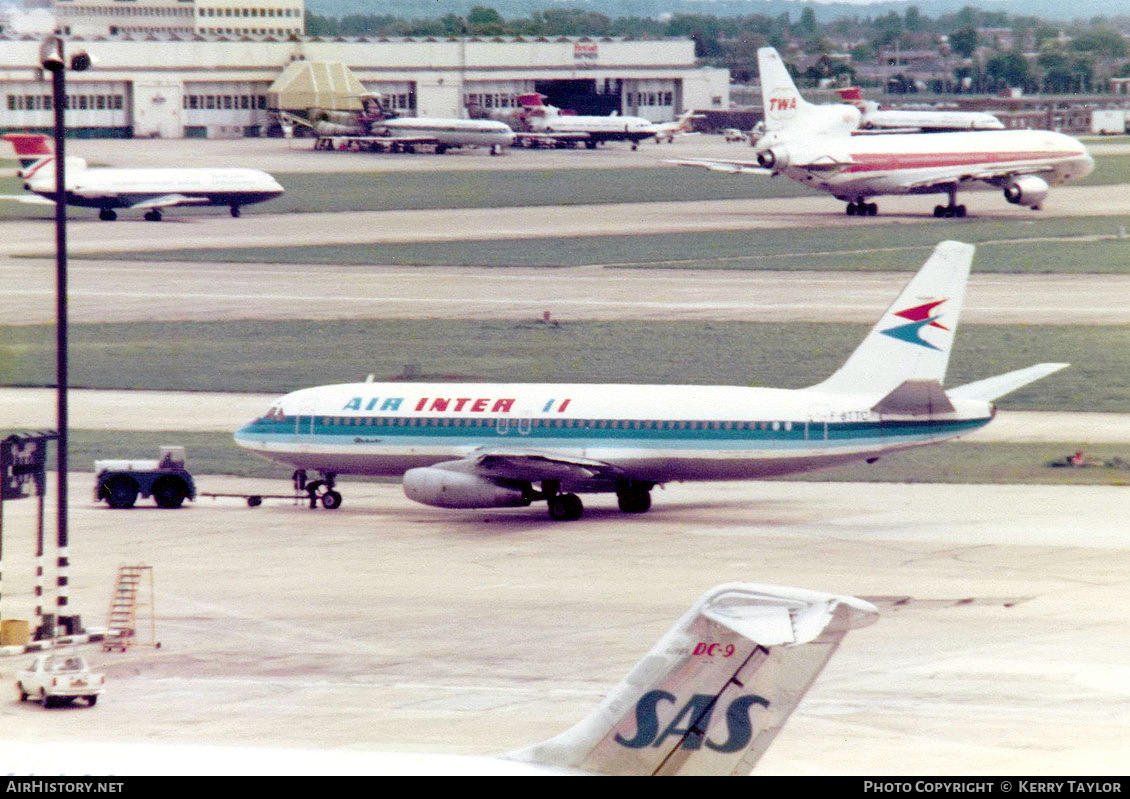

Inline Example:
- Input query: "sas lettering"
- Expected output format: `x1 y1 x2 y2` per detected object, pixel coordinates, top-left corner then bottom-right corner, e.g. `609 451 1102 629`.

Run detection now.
692 642 736 658
613 690 769 753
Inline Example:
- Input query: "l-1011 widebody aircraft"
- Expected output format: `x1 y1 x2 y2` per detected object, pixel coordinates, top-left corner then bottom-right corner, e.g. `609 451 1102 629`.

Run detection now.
1 132 284 221
235 241 1066 520
1 583 878 775
670 48 1093 218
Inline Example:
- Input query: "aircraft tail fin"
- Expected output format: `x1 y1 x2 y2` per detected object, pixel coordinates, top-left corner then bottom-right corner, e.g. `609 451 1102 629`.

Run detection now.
2 132 54 175
948 363 1069 402
812 240 974 398
506 583 878 776
758 47 817 132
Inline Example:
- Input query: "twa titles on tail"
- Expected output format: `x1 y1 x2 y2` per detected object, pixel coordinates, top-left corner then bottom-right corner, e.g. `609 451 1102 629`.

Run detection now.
234 241 1067 521
1 132 283 221
0 583 878 776
669 47 1093 218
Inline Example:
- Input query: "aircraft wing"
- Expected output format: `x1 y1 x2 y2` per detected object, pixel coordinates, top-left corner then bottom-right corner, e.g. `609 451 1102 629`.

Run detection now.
515 131 590 144
126 194 212 210
0 193 55 204
368 135 440 145
665 158 773 175
896 164 1057 192
470 449 622 483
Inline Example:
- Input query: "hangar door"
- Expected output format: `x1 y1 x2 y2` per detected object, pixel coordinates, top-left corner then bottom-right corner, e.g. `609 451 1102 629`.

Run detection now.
534 79 620 116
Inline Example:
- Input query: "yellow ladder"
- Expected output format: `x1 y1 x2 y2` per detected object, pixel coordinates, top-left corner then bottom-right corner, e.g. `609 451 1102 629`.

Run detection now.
104 565 159 652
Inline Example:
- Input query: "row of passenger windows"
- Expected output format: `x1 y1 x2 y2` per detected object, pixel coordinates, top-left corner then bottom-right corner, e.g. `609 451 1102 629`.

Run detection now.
281 415 799 432
6 94 125 111
183 94 268 110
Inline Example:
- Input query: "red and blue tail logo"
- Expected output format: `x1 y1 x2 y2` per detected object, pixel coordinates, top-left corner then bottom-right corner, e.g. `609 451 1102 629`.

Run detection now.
880 300 950 351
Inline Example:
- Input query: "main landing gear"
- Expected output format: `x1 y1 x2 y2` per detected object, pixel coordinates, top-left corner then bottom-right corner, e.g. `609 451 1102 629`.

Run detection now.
933 187 967 218
540 480 654 521
144 209 162 222
98 208 117 221
845 200 878 216
292 469 342 510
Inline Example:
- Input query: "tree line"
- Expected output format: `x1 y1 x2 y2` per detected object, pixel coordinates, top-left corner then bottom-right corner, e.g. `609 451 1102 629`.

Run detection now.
305 4 1130 93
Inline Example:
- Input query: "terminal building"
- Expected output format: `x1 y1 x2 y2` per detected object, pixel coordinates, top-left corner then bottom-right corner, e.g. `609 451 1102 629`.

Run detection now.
0 2 729 139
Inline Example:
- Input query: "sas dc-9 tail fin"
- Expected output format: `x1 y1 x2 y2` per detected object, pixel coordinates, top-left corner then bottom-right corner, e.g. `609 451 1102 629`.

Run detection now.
506 583 878 776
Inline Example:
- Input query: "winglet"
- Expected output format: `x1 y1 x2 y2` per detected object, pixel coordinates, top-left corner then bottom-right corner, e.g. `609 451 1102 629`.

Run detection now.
506 583 877 776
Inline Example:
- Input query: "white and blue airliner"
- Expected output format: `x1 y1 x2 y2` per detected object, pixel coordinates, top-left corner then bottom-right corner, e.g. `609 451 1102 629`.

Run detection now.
235 241 1066 520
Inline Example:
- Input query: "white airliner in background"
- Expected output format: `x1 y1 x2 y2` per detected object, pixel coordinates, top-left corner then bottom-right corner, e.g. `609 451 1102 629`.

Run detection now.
671 47 1094 217
651 110 703 143
509 92 657 150
2 583 878 775
301 96 516 155
235 241 1066 520
1 132 284 221
833 86 1006 133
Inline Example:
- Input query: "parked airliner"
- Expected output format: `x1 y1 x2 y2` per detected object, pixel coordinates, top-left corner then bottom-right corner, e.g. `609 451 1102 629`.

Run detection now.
234 242 1066 520
509 93 657 150
833 87 1006 133
2 583 877 775
1 132 284 221
671 47 1093 217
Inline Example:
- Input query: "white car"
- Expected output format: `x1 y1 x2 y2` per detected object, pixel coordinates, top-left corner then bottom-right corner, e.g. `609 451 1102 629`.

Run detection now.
722 128 747 142
16 653 104 708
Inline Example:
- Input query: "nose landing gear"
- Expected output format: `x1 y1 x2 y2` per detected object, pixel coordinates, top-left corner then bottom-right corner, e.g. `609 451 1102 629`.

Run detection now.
292 469 342 509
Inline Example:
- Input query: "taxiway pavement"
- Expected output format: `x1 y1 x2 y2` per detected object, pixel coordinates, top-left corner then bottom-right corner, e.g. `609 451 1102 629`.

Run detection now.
0 475 1127 775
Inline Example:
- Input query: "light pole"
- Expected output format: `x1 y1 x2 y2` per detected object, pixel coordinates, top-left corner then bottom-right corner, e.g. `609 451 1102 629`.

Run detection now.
39 35 92 636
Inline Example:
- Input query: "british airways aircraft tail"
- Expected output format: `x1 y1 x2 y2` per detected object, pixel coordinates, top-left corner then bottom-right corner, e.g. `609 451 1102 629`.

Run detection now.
812 240 972 398
507 583 878 776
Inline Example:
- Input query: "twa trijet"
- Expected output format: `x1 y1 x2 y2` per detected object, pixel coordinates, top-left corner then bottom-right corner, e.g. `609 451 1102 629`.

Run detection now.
235 241 1066 520
670 47 1093 218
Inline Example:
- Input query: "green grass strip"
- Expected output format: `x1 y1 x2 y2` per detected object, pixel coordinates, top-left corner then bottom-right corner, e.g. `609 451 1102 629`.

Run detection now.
82 216 1130 272
1 319 1125 411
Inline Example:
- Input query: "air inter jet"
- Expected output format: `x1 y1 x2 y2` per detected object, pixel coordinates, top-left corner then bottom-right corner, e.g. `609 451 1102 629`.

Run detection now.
1 133 283 221
671 48 1093 218
2 583 878 775
235 241 1066 520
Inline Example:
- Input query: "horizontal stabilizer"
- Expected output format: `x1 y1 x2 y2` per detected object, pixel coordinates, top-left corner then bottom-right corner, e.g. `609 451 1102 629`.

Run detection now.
872 379 955 416
508 583 878 776
0 194 55 205
947 363 1069 402
665 158 772 175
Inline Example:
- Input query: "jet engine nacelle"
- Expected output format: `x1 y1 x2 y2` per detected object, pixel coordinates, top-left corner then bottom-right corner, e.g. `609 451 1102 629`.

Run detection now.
756 146 790 171
1003 175 1049 208
314 120 365 137
402 466 530 509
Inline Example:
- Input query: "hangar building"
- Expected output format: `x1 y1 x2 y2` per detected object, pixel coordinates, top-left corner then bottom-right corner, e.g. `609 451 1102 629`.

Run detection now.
0 10 729 139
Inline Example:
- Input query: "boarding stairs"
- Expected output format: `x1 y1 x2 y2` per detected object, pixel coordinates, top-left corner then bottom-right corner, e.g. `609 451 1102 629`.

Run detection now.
104 565 159 652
